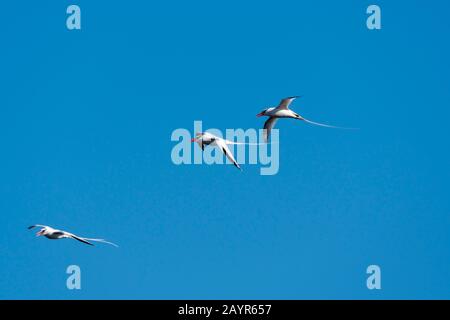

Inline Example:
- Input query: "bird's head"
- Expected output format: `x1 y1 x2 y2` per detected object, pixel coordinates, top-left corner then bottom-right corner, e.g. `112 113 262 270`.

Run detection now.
256 109 268 117
36 227 47 237
191 132 204 142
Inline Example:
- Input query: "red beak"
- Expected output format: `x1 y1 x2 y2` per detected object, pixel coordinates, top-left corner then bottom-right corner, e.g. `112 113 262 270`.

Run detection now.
192 133 203 142
256 112 264 117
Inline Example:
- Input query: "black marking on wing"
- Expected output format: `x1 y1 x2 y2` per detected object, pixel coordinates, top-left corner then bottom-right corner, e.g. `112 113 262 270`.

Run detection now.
222 147 241 170
71 235 94 246
221 147 228 156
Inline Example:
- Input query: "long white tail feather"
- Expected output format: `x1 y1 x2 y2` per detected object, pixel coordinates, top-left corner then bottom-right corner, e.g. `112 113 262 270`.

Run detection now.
83 238 119 247
224 140 277 145
302 118 358 130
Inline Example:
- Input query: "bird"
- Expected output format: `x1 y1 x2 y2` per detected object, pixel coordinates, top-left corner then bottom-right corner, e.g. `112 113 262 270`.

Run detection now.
28 225 118 247
191 132 242 170
256 96 356 141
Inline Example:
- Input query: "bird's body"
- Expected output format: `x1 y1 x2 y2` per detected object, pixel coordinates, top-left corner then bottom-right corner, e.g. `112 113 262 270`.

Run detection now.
191 132 242 170
41 227 65 240
193 132 217 149
28 225 118 247
260 107 299 119
257 96 303 142
257 96 356 141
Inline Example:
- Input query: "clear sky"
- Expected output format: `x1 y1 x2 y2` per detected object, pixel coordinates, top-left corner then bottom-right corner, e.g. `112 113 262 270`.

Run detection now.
1 0 449 299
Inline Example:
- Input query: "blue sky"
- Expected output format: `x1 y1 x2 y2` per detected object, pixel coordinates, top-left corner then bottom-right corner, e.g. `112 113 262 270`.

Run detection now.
1 0 450 299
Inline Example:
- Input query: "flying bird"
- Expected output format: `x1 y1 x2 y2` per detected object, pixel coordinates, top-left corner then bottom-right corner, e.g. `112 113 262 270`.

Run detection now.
191 132 243 170
257 96 356 141
28 225 118 247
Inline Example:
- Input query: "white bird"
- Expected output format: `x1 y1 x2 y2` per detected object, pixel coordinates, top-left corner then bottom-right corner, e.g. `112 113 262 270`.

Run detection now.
28 225 118 247
257 96 356 141
191 132 243 170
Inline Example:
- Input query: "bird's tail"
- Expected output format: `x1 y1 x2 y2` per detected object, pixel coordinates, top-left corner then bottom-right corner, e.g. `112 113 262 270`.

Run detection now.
302 118 359 130
83 238 119 247
225 140 277 145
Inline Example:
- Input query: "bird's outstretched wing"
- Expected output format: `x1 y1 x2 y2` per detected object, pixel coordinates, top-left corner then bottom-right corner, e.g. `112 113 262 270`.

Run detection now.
28 225 48 230
195 139 205 151
215 139 241 170
277 96 299 110
263 117 278 142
